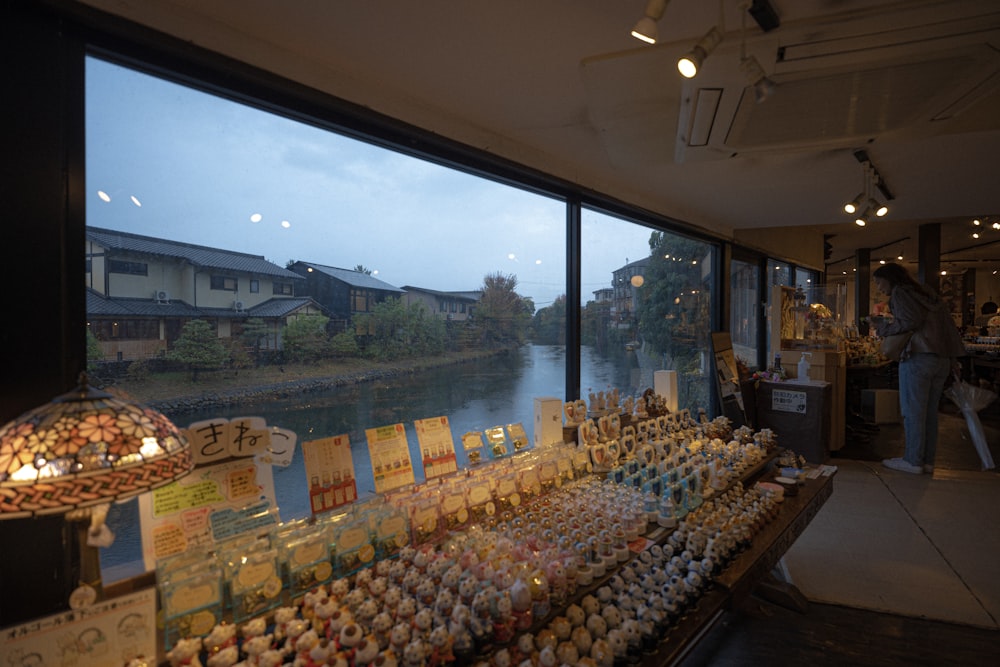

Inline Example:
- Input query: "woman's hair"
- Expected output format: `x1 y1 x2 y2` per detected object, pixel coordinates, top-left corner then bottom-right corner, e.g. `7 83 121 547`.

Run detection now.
872 263 933 299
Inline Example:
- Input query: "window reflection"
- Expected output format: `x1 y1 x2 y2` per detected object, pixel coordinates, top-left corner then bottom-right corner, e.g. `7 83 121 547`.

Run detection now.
581 208 715 412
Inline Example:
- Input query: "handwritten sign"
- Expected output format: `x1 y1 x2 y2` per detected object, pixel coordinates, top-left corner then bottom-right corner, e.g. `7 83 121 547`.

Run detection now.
771 389 808 414
183 417 295 465
138 459 277 569
0 589 156 667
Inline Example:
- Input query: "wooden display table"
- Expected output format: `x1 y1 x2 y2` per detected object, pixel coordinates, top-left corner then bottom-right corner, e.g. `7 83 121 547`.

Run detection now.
641 472 835 666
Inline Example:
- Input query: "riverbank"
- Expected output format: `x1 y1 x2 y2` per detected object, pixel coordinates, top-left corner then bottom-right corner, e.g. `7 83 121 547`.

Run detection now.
112 349 511 414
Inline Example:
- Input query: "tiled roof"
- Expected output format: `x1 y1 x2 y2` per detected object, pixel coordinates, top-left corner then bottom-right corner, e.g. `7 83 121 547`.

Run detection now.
401 285 480 302
249 297 324 318
86 289 202 317
87 227 302 279
86 290 320 320
294 262 404 292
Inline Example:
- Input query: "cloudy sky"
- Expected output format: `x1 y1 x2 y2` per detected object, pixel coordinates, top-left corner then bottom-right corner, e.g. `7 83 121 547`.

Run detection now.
85 57 655 311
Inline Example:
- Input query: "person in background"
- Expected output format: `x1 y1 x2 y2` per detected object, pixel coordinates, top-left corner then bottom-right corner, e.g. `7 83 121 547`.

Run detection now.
871 263 966 474
975 300 998 331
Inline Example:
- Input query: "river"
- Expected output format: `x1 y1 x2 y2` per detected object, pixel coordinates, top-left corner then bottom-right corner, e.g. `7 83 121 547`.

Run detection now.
101 344 638 576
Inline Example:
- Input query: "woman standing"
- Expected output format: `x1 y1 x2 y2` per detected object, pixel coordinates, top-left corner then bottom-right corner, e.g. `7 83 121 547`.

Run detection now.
872 263 966 474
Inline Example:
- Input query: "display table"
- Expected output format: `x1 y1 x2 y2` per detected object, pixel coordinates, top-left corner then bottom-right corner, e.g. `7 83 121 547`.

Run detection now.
640 472 835 666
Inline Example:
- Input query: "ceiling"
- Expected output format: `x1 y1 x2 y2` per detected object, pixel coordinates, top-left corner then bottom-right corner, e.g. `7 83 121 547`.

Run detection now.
77 0 1000 274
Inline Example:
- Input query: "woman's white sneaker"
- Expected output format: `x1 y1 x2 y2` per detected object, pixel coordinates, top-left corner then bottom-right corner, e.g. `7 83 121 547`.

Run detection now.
882 457 923 474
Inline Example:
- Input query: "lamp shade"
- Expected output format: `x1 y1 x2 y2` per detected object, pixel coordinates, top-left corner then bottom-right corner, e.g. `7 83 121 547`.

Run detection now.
0 374 192 518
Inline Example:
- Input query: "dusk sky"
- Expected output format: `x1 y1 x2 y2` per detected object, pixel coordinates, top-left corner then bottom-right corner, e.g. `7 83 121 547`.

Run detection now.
85 57 656 311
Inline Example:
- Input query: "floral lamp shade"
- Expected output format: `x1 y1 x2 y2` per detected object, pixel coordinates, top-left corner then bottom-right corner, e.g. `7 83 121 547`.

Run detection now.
0 374 193 518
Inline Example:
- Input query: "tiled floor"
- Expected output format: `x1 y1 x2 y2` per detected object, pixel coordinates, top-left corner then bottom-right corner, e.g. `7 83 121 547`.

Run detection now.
677 404 1000 666
783 407 1000 629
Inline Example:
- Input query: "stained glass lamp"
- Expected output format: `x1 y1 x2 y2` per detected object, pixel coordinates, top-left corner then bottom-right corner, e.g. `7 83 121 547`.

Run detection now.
0 373 192 607
0 373 192 516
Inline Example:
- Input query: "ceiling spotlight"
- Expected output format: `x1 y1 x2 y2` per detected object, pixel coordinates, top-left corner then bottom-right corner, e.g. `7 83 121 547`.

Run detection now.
973 219 981 226
678 26 723 78
868 198 888 217
973 232 981 239
993 222 1000 230
855 207 874 227
843 193 864 215
739 55 775 103
631 0 670 44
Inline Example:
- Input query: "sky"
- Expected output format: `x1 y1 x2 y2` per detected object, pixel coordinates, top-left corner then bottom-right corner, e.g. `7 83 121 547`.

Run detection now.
85 57 656 311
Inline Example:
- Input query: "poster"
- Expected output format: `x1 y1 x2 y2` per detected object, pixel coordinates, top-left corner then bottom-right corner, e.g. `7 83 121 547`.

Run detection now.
302 434 358 515
414 416 458 479
366 423 415 494
137 458 278 570
0 589 156 667
711 331 748 427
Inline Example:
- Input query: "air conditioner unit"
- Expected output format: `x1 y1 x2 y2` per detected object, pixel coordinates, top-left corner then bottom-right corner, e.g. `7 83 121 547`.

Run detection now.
154 290 170 303
233 300 246 312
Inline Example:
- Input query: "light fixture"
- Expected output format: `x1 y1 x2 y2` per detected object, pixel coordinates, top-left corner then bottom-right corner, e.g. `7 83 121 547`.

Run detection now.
868 197 888 217
843 193 864 215
843 150 893 220
740 55 775 103
678 26 722 78
737 3 775 103
0 373 192 601
631 0 670 44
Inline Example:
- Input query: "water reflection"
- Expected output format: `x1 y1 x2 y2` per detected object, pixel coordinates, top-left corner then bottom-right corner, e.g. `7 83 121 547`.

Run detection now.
101 344 632 576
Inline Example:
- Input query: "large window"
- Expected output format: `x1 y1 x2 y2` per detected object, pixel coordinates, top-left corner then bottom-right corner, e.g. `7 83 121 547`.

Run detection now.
86 57 570 579
580 208 716 412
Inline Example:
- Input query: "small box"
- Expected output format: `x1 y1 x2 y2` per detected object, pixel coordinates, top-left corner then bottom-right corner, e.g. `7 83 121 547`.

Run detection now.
862 389 900 423
533 396 564 448
654 370 679 412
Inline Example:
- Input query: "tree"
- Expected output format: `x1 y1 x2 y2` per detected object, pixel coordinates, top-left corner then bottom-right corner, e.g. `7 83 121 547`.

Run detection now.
476 272 530 348
637 231 713 407
531 294 566 345
239 317 270 366
282 314 330 363
86 328 104 374
166 319 229 381
353 264 373 275
355 298 446 360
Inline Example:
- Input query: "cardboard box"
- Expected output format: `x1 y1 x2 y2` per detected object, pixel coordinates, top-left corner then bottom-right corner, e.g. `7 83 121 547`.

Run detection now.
861 389 900 423
533 396 564 447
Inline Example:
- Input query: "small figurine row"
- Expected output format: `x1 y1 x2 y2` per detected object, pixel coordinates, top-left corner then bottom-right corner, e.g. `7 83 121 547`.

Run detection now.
162 478 780 667
564 386 675 426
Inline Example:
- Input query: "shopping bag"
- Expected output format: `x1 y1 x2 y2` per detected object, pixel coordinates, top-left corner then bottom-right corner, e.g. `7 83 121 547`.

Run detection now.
945 379 997 470
879 332 912 361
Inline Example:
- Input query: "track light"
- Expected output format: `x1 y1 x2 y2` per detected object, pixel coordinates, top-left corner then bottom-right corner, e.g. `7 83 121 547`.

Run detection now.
868 198 888 217
678 26 722 78
855 206 874 227
843 193 864 215
631 0 670 44
739 55 775 103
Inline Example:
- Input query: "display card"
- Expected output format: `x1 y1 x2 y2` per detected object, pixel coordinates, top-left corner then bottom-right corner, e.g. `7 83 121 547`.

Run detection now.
302 433 359 515
414 416 458 480
366 423 416 493
137 458 278 570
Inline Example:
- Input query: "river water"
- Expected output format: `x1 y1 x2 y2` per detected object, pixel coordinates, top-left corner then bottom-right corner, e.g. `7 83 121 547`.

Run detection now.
102 344 635 575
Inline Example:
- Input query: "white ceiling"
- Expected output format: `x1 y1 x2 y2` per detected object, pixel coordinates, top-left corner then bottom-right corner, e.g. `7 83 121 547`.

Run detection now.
78 0 1000 272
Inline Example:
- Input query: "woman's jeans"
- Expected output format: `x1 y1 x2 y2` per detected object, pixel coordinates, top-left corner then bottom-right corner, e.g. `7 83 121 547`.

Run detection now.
898 353 952 467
